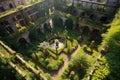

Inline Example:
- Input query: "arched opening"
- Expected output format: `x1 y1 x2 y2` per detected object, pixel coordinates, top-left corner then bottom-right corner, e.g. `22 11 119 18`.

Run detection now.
18 38 27 46
80 12 85 17
6 26 14 33
73 9 77 15
64 19 68 27
9 3 13 9
30 15 36 22
92 29 100 38
59 18 63 23
92 29 102 43
100 16 108 23
29 33 37 42
75 23 79 31
89 14 95 20
37 28 43 34
44 23 48 30
19 20 26 26
82 26 90 35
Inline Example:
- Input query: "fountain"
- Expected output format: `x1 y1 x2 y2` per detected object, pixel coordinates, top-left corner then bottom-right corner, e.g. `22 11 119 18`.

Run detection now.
50 39 64 50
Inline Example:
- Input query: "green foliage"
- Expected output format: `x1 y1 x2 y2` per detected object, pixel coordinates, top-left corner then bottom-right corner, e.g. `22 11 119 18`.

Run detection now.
66 15 73 29
53 14 63 27
31 50 64 70
82 6 95 16
0 25 9 37
77 36 82 42
44 73 52 80
61 52 90 80
38 17 47 24
0 46 25 80
85 18 103 27
92 9 120 80
0 62 25 80
92 57 110 80
111 9 120 26
45 55 64 70
66 3 75 14
63 39 78 54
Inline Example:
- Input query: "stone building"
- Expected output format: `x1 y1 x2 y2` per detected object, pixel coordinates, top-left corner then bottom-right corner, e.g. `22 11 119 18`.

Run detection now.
0 0 53 34
0 0 29 13
65 0 119 12
0 0 119 36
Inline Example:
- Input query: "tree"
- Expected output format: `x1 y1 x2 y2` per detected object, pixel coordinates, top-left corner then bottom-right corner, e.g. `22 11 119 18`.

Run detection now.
70 54 90 79
92 8 120 80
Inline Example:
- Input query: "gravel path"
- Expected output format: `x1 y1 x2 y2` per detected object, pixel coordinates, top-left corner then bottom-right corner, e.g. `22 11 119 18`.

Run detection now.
52 35 87 80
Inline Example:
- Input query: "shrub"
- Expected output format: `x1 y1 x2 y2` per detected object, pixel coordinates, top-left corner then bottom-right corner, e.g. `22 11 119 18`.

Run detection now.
47 64 58 70
66 18 73 30
77 36 82 42
61 53 90 80
61 67 70 79
44 73 52 80
44 58 49 65
72 39 78 47
47 50 57 59
92 10 120 79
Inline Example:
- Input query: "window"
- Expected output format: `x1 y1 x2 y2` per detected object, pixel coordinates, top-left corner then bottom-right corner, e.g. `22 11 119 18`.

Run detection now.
6 26 14 33
3 21 9 25
16 15 22 19
19 20 26 26
0 7 5 12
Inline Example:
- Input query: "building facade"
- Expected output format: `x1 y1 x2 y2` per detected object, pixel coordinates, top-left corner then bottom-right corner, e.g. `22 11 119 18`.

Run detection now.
0 0 53 34
65 0 119 12
0 0 119 36
0 0 29 13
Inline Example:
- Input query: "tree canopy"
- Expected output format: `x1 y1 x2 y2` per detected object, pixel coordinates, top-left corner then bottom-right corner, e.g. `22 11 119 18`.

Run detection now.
92 8 120 80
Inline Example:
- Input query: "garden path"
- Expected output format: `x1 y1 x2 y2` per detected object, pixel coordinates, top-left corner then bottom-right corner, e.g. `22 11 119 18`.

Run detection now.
52 35 87 80
52 45 80 80
24 35 87 80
